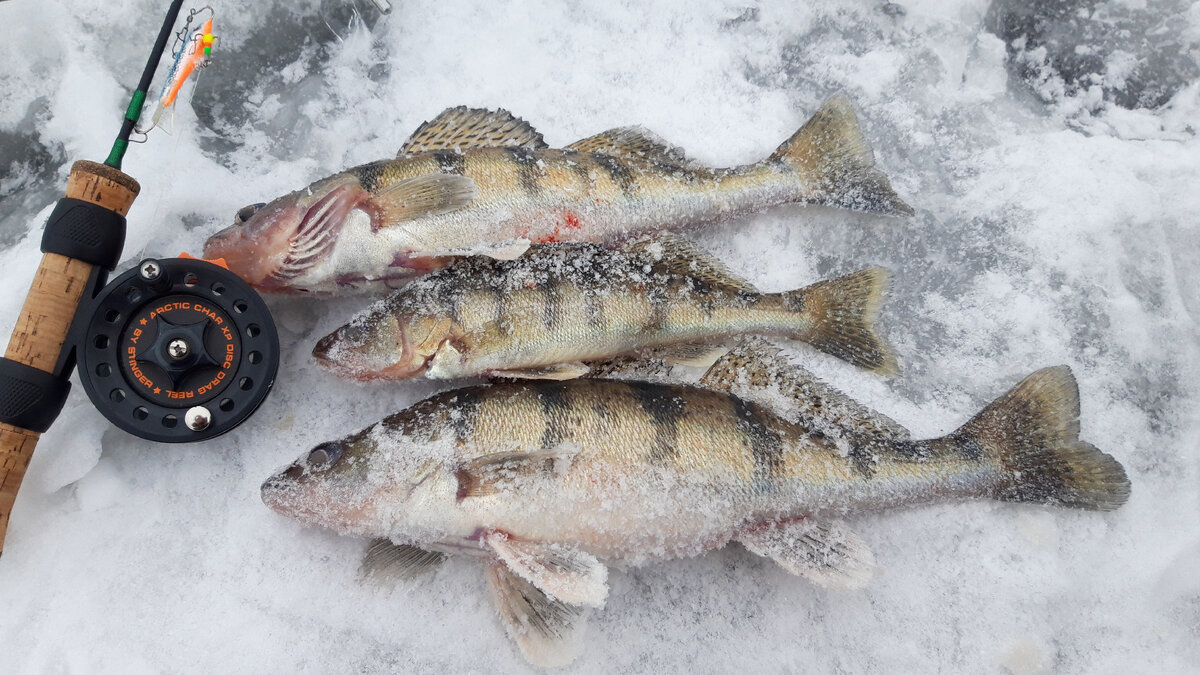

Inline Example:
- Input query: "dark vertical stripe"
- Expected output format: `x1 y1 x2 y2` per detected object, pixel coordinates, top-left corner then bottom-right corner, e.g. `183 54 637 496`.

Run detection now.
539 280 562 330
566 151 593 186
506 147 544 196
537 381 573 450
584 288 605 328
594 154 637 197
432 150 467 175
448 388 483 443
729 396 784 489
645 285 671 330
352 160 388 193
436 281 462 322
626 381 686 465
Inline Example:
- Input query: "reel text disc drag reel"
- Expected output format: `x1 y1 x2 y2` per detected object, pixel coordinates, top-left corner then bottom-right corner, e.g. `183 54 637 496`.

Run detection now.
77 257 279 442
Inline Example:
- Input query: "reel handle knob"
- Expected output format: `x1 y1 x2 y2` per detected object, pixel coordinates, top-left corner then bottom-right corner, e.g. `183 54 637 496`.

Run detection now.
0 161 139 554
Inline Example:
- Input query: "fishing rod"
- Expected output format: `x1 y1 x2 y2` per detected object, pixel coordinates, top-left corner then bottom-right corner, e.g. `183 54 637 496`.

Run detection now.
0 1 278 555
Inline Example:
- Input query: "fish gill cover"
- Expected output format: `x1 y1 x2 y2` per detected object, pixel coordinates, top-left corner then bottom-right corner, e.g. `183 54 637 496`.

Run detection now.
0 0 1197 672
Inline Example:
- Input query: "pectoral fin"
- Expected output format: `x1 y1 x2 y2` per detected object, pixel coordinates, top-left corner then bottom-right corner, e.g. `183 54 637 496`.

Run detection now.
357 538 445 583
455 448 577 499
737 518 875 589
490 362 592 381
486 562 588 668
484 531 608 606
368 173 477 227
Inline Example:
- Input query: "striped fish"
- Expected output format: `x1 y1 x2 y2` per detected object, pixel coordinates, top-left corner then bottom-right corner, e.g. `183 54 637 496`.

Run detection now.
311 240 895 380
204 96 913 293
261 344 1130 666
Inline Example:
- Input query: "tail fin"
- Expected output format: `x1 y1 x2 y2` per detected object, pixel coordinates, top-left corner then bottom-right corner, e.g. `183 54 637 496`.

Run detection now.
769 94 914 216
782 267 896 374
951 367 1130 511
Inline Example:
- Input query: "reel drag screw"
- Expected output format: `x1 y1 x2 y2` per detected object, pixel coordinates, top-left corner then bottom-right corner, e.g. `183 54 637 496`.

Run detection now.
139 259 162 281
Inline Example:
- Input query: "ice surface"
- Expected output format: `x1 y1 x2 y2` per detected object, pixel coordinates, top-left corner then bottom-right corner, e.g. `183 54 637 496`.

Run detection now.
1 0 1197 671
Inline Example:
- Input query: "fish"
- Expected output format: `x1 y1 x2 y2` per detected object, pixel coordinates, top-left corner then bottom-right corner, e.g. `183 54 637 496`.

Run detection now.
311 239 896 380
261 342 1130 666
204 95 913 293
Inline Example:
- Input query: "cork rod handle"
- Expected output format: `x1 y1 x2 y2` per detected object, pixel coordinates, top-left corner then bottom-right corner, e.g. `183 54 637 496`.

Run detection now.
0 161 139 554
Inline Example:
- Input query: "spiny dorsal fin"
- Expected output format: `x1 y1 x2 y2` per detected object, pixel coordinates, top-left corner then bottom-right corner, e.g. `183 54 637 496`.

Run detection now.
455 448 576 499
486 563 588 668
701 337 911 443
625 236 758 294
399 106 548 155
566 126 693 167
484 532 608 606
358 538 446 584
737 518 876 589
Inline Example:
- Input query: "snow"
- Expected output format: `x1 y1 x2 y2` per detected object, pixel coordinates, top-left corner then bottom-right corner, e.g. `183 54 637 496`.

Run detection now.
1 0 1198 671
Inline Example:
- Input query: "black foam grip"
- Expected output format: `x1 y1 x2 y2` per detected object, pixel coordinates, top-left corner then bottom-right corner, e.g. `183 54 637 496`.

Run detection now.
40 198 126 271
0 358 71 433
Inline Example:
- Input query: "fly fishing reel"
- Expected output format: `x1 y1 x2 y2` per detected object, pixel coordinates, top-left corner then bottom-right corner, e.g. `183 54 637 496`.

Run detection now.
75 256 279 443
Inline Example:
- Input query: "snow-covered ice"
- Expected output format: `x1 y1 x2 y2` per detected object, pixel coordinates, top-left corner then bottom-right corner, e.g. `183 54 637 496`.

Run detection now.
1 0 1197 671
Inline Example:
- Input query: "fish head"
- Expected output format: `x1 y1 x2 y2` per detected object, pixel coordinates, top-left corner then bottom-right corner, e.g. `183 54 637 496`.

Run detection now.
313 309 459 380
203 173 367 292
261 424 460 539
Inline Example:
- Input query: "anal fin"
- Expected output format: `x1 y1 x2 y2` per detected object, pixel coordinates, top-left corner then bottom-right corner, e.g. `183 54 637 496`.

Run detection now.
737 518 875 589
486 562 588 668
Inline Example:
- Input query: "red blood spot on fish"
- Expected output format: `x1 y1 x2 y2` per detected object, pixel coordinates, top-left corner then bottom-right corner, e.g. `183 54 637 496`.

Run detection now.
562 211 581 230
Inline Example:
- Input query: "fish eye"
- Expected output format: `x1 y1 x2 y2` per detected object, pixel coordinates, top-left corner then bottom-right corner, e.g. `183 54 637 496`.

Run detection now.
235 203 266 224
306 442 342 470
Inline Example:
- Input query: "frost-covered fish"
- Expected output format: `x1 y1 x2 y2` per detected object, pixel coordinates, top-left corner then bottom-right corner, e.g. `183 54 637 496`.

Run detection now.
312 239 895 380
204 96 913 293
261 343 1129 666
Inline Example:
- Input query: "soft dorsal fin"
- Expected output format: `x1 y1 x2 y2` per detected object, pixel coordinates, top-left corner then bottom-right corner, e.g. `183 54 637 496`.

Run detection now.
737 518 875 589
624 236 758 294
358 538 445 583
484 531 608 606
701 338 910 442
399 107 548 155
566 126 693 166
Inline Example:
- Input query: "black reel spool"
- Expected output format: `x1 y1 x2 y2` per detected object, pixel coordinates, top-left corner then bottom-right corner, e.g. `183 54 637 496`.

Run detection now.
76 257 279 443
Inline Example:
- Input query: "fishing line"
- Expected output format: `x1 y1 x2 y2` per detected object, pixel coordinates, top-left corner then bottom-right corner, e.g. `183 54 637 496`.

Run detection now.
105 0 186 169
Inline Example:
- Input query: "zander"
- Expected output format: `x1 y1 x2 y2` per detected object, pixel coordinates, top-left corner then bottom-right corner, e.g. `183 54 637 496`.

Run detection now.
261 343 1130 666
205 96 912 293
312 240 895 380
